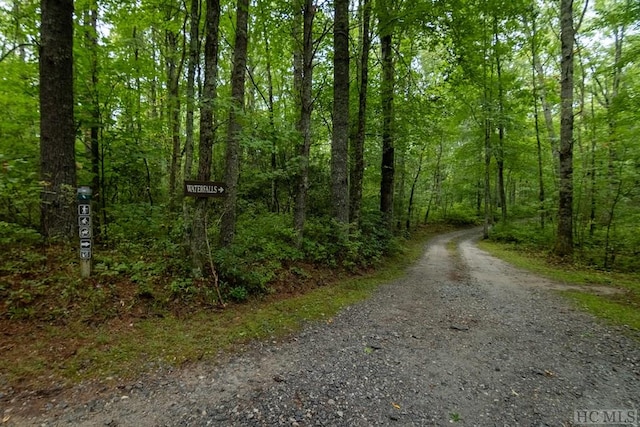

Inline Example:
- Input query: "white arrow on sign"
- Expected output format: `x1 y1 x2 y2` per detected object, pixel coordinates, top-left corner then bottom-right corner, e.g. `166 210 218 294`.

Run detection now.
80 239 91 249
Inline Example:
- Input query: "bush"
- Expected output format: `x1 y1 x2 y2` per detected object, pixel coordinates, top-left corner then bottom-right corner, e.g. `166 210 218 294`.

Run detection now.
302 211 399 269
489 221 554 247
0 221 41 245
214 213 303 294
430 204 481 226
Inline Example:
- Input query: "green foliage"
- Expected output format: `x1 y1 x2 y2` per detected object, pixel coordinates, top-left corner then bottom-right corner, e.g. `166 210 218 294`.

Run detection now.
228 286 249 302
0 157 41 228
563 291 640 331
302 212 400 270
0 221 40 245
431 204 481 227
215 213 302 294
169 278 196 298
489 221 554 247
479 238 640 332
105 204 183 251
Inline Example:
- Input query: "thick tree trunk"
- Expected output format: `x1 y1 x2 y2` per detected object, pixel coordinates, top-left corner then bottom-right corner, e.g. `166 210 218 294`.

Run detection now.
349 0 371 227
293 0 314 245
220 0 249 247
331 0 350 226
39 0 76 240
191 0 220 275
554 0 575 257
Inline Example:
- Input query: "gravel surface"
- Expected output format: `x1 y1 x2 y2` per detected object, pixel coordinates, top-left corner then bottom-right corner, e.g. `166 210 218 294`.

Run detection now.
4 228 640 426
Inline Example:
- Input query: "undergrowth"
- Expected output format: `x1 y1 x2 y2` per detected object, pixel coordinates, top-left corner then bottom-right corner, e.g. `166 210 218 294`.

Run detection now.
0 212 447 392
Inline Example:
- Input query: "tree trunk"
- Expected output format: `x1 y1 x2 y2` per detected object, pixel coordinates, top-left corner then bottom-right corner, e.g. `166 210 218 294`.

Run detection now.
166 29 182 207
482 15 492 240
349 0 371 227
483 116 492 239
589 95 596 237
191 0 220 275
554 0 575 257
183 0 200 249
424 139 443 224
530 11 546 229
293 0 314 245
220 0 249 247
331 0 350 226
39 0 76 240
261 11 278 213
407 147 425 231
184 0 200 182
379 31 394 228
494 21 507 223
82 2 102 239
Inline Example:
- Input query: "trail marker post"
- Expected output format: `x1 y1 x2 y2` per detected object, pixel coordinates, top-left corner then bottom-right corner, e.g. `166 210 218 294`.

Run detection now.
77 186 93 278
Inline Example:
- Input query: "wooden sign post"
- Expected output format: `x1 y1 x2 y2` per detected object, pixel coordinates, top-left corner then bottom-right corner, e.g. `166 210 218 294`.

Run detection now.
183 180 226 198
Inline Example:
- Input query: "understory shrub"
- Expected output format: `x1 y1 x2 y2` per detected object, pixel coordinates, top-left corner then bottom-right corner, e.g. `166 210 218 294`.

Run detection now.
489 221 554 247
431 204 481 226
214 213 303 295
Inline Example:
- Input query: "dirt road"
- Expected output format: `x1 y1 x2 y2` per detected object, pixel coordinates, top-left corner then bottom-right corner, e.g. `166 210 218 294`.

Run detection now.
5 228 640 426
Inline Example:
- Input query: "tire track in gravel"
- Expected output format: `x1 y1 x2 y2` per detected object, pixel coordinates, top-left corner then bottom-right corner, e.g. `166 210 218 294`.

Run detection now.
7 228 640 426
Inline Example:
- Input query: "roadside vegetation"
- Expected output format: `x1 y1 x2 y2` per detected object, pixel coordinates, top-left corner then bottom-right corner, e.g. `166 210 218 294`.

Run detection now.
0 215 453 395
483 221 640 332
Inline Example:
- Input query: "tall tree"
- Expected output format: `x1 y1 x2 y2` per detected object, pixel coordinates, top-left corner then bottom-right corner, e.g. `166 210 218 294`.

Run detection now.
165 13 183 206
554 0 575 257
378 1 395 228
78 0 102 237
293 0 315 245
182 0 201 250
493 16 507 223
183 0 201 182
527 7 547 228
220 0 249 246
39 0 76 240
349 0 372 226
191 0 220 274
331 0 350 225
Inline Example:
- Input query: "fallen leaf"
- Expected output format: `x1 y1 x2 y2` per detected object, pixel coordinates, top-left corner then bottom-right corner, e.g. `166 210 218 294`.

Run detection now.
392 402 401 409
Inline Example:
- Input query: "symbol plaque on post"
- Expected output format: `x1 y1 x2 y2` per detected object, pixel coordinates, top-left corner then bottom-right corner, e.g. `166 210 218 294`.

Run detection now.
77 186 93 277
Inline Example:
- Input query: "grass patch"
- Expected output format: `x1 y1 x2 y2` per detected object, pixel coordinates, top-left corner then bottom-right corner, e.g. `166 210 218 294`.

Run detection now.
561 292 640 331
0 225 442 393
478 239 640 332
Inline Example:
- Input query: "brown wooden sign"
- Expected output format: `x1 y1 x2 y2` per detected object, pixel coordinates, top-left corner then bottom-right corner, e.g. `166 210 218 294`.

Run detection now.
183 180 227 198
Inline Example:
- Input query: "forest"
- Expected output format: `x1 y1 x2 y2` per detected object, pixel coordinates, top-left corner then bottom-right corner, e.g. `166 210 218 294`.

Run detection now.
1 0 640 315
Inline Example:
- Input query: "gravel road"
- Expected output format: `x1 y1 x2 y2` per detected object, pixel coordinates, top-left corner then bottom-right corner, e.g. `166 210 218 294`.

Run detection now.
5 228 640 426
